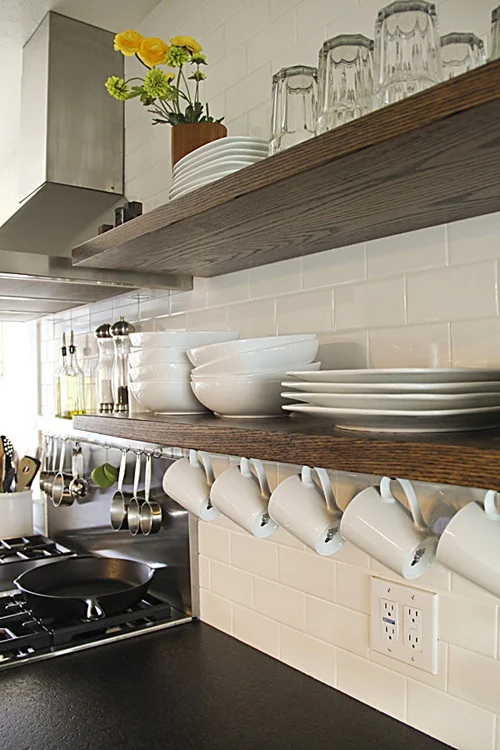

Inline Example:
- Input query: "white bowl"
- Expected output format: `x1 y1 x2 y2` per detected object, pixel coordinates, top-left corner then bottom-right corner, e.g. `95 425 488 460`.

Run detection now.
129 362 192 383
190 340 319 376
191 361 321 382
187 334 317 367
191 377 287 418
129 348 191 368
129 330 239 349
130 380 206 414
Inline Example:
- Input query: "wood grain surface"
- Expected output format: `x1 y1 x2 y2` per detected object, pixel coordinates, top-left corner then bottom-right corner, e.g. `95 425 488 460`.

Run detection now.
72 61 500 277
74 413 500 491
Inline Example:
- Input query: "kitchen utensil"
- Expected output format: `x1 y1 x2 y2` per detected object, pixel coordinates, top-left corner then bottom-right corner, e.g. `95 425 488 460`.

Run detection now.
69 445 89 500
127 452 143 536
139 453 163 535
210 458 278 538
281 391 500 411
340 477 436 579
16 456 41 492
373 0 441 108
52 439 73 507
269 65 318 155
110 449 130 531
130 379 207 414
111 317 135 414
436 490 500 597
317 34 374 133
268 466 344 556
43 437 61 500
0 439 4 490
129 330 239 349
440 32 486 79
280 379 500 394
39 436 51 492
491 5 499 60
189 340 319 376
187 334 317 368
91 460 117 489
287 367 500 383
162 450 219 520
14 556 155 621
3 467 16 493
1 436 14 490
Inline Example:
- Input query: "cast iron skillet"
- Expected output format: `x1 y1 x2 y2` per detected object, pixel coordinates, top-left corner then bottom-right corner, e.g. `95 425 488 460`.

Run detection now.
15 556 155 621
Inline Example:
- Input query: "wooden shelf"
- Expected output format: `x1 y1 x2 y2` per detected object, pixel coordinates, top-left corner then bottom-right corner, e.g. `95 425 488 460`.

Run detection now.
72 61 500 278
73 413 500 491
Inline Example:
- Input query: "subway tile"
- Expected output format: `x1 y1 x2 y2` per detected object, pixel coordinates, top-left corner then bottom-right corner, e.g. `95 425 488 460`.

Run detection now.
223 0 270 52
205 44 247 99
186 305 229 331
198 522 230 563
331 540 370 568
451 318 500 368
232 603 280 658
279 625 336 686
271 525 306 550
406 262 498 324
451 573 500 604
200 589 232 633
335 563 371 614
206 269 250 306
277 546 336 601
367 226 446 278
306 596 370 656
246 9 297 73
227 298 276 337
226 63 272 122
225 112 249 135
315 331 369 369
270 29 320 74
199 555 211 589
230 533 278 580
440 593 498 657
248 100 271 140
407 681 496 750
448 213 500 266
496 716 500 750
370 641 448 691
202 0 245 35
334 276 406 331
249 257 301 299
276 289 333 335
369 323 451 368
337 649 406 721
170 279 207 314
302 245 366 290
210 560 254 607
270 0 301 20
201 23 226 64
448 646 500 713
296 0 340 39
254 577 306 630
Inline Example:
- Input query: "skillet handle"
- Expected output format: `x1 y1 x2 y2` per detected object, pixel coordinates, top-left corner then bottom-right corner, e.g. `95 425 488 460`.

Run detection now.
84 598 105 621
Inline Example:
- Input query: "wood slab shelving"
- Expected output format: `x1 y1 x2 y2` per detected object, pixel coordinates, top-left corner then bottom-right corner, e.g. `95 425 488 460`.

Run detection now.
72 60 500 278
74 413 500 491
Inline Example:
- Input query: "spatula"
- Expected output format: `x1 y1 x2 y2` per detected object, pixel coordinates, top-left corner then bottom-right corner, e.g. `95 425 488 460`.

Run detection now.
16 456 41 492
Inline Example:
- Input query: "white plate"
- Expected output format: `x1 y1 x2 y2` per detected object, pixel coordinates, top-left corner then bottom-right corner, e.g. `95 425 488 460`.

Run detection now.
169 169 240 199
281 380 500 394
287 368 500 384
282 391 500 411
282 404 500 433
174 137 268 172
174 148 268 179
172 158 262 191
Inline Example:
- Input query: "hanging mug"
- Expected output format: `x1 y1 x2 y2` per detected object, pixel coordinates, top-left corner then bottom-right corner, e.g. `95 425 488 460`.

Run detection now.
162 450 219 521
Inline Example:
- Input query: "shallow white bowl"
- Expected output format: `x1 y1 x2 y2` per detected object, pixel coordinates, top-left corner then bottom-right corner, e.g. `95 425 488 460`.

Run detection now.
187 334 317 367
129 362 193 383
129 348 191 368
191 342 320 376
191 377 287 418
191 361 321 382
129 330 239 349
130 380 206 414
174 136 268 173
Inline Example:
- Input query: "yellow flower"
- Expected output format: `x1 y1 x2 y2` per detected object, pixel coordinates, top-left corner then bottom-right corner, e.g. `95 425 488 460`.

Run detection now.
170 36 202 54
114 29 143 56
138 37 170 67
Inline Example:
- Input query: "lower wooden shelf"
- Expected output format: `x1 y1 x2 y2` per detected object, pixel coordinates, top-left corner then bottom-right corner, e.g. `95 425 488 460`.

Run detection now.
73 413 500 491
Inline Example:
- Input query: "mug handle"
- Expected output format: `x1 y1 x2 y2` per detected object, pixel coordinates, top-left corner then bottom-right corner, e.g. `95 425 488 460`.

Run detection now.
484 490 500 521
381 477 427 533
301 466 339 515
240 458 270 499
198 451 215 485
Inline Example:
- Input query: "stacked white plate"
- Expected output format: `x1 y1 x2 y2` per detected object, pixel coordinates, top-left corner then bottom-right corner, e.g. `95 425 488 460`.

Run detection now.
169 137 269 200
128 330 239 414
187 334 320 418
281 368 500 433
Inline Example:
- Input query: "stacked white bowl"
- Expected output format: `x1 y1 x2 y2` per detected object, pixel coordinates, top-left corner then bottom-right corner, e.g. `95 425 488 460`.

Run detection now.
128 331 240 414
187 334 321 418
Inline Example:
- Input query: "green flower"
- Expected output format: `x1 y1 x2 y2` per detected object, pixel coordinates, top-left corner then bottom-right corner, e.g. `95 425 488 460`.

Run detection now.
190 70 206 82
143 68 175 99
165 45 190 67
105 76 130 101
191 52 207 64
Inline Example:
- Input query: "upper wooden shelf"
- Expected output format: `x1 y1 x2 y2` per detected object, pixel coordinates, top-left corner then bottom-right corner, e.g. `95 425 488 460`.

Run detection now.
72 60 500 278
73 413 500 491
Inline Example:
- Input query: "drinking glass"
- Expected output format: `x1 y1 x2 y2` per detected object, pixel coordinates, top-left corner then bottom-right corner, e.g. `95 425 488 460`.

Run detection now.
317 34 374 133
492 5 500 60
269 65 318 155
440 32 486 79
373 0 441 108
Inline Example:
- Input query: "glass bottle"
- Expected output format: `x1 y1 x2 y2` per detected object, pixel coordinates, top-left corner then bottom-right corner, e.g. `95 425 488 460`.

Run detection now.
61 330 86 418
81 334 98 414
95 323 114 414
111 317 135 413
54 332 67 418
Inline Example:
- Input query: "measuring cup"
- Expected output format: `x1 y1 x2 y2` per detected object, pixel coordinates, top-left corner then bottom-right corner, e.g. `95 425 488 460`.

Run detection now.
110 450 130 531
52 439 74 507
127 452 143 536
69 444 89 500
139 453 163 535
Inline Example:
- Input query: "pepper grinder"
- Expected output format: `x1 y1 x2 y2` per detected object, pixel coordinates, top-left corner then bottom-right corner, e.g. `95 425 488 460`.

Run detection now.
95 323 114 414
111 316 135 413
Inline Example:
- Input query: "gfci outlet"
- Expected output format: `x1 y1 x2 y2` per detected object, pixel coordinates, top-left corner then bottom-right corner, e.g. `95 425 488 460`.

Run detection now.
370 577 439 674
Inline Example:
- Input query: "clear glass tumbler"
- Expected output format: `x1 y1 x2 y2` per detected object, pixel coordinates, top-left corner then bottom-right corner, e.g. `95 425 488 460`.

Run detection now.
440 32 486 79
317 34 374 133
269 65 318 155
492 5 500 60
373 0 441 108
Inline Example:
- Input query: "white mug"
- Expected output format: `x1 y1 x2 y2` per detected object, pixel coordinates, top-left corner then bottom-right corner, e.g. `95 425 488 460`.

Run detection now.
210 458 278 538
436 490 500 598
268 466 344 556
339 477 437 579
162 449 220 521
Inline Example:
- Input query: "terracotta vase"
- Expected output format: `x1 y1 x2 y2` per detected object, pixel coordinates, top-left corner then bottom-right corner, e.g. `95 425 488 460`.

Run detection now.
171 122 228 168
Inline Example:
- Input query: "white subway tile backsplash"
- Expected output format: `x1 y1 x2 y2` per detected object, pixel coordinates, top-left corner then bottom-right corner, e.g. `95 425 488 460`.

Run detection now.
279 625 336 686
200 589 233 633
206 269 250 306
440 594 498 658
448 213 500 266
335 563 371 614
232 603 280 658
246 10 297 72
186 305 229 330
205 44 247 99
198 522 231 563
336 649 406 721
370 642 449 691
227 298 276 336
277 546 335 601
199 555 211 589
369 323 451 368
211 560 254 607
451 574 500 604
247 100 271 139
305 597 370 657
451 318 500 368
225 62 271 122
224 0 270 52
276 288 333 334
203 0 245 35
302 244 366 290
254 577 306 630
448 647 500 714
230 533 278 580
316 331 369 369
334 276 406 331
366 226 446 278
249 257 301 299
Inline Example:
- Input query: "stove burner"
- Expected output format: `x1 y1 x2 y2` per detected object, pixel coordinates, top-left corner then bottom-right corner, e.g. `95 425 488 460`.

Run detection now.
0 535 72 564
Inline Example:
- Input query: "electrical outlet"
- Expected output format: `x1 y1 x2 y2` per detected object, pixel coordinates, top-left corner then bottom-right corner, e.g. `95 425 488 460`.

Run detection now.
370 577 439 674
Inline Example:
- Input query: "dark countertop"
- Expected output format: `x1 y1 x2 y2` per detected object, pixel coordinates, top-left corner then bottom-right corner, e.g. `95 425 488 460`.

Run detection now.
0 621 450 750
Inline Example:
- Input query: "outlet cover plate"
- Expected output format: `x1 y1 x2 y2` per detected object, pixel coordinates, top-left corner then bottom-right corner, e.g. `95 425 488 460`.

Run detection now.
370 577 439 674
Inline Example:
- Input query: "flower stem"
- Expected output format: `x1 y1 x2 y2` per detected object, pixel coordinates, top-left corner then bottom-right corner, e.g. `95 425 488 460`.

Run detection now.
180 68 193 105
135 53 151 70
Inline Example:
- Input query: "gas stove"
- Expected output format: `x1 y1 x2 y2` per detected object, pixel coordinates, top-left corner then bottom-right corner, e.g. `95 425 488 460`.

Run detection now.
0 535 74 593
